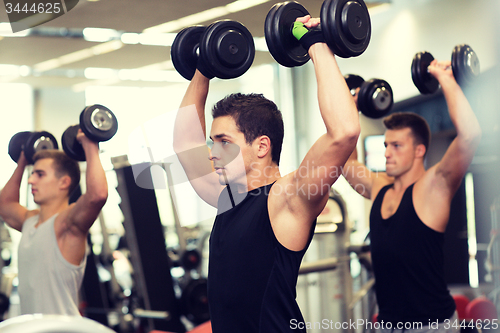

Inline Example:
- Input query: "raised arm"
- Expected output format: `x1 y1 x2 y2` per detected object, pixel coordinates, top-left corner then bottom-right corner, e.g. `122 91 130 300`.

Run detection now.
64 131 108 236
428 60 482 195
342 144 392 200
283 18 360 221
0 153 36 232
173 70 222 207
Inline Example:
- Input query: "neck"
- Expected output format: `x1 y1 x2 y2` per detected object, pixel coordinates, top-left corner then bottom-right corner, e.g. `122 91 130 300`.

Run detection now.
239 163 281 191
37 198 69 224
392 162 426 192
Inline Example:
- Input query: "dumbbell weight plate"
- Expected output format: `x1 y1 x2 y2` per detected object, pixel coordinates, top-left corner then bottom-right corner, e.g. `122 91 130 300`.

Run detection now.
171 26 207 81
321 0 371 58
24 131 59 165
358 79 393 119
411 51 439 95
344 74 365 95
199 20 255 79
264 1 310 67
62 125 86 161
8 131 32 162
452 44 480 87
80 104 118 142
181 278 209 325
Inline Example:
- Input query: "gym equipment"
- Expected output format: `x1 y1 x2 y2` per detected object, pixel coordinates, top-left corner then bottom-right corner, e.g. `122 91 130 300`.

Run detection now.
62 104 118 161
114 162 187 332
264 0 371 67
344 74 393 119
8 131 59 165
411 44 480 94
180 278 209 325
296 190 376 332
171 20 255 80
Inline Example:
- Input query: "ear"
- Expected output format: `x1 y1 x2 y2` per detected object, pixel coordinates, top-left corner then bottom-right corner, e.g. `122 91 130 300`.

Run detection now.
58 175 72 192
255 135 272 159
415 144 426 159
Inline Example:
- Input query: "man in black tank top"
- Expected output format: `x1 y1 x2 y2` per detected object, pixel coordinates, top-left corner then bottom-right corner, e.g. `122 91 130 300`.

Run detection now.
343 59 482 332
174 16 361 332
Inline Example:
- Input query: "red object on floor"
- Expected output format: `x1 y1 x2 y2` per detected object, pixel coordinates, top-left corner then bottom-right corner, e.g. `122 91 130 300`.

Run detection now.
465 296 498 320
452 294 470 320
371 313 378 323
150 320 212 333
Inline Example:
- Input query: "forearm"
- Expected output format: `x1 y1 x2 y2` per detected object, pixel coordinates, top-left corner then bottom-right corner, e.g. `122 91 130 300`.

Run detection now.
0 162 27 204
179 70 210 138
309 43 360 140
441 78 482 142
82 142 108 202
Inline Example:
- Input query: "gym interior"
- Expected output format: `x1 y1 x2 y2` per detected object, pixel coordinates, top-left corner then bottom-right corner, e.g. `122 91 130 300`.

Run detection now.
0 0 498 332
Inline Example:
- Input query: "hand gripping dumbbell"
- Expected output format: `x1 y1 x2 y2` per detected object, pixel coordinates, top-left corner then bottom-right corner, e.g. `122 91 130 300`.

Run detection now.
171 20 255 80
61 104 118 161
344 74 393 119
411 44 480 95
8 131 59 164
264 0 371 67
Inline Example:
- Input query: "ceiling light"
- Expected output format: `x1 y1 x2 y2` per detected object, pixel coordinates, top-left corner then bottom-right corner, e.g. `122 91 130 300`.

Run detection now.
143 0 272 33
121 32 140 44
0 22 30 36
83 27 121 42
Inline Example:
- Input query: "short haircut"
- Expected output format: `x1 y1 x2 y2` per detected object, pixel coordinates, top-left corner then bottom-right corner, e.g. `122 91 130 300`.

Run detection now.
212 93 284 165
383 112 431 155
33 150 81 197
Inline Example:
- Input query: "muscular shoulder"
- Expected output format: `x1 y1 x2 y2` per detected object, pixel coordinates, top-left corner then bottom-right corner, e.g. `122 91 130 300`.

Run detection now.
370 173 393 201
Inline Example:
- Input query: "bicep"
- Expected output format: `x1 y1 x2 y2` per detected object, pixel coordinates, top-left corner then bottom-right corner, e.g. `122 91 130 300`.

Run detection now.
175 145 221 208
65 195 106 235
343 159 383 199
0 203 31 232
435 137 478 191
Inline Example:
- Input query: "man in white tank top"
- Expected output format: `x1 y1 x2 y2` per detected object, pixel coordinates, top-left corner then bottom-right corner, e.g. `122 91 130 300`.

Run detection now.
0 129 108 315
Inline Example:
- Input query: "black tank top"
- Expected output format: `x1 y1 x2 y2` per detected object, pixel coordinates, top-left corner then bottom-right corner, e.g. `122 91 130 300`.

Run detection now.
208 182 314 333
370 183 456 324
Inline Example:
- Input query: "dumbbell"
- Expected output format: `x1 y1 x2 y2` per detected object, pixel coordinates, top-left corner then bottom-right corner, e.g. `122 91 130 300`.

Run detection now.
8 131 59 164
62 104 118 161
171 20 255 80
411 44 480 94
344 74 393 119
264 0 371 67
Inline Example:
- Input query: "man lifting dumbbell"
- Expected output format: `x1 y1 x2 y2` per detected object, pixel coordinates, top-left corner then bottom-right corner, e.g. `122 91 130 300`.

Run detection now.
0 108 112 315
344 74 394 119
172 0 367 330
342 53 482 331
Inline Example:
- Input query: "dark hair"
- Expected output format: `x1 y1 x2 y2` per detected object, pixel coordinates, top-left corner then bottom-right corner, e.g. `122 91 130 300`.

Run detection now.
212 93 284 165
383 112 431 155
33 150 81 197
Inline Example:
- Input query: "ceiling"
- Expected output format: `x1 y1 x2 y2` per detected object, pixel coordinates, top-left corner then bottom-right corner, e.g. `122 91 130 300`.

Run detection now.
0 0 387 89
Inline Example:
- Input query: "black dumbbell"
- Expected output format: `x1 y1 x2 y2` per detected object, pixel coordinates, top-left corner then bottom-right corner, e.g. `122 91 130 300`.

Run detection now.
411 44 480 95
62 104 118 161
8 131 59 164
264 0 371 67
345 74 393 119
171 20 255 80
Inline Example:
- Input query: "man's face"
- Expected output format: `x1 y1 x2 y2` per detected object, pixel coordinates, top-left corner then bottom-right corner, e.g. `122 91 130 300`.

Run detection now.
209 115 253 186
28 158 63 204
384 128 419 177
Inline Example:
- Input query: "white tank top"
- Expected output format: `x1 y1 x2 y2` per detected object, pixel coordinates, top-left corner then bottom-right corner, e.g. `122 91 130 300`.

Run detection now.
18 214 86 315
